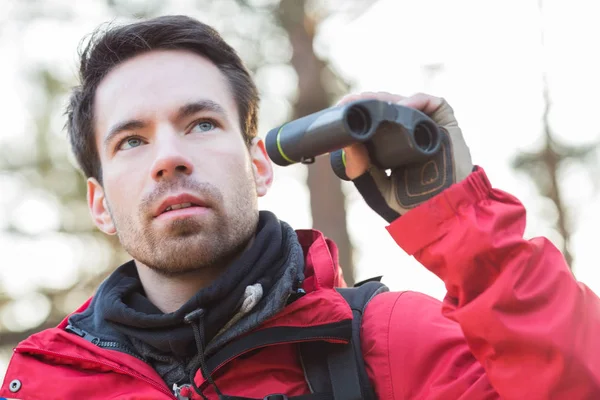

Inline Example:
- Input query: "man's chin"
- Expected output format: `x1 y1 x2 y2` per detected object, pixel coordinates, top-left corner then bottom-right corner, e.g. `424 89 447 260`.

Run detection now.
147 231 232 266
144 263 211 278
136 250 217 277
157 218 210 236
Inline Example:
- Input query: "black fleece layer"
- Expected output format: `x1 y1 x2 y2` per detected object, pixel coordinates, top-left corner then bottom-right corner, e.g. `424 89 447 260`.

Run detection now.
68 211 305 389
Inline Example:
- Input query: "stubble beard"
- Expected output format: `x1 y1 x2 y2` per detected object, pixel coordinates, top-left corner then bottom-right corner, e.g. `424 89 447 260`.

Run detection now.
107 181 259 277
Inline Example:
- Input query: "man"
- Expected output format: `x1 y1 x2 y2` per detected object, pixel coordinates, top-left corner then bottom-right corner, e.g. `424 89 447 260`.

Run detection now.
2 14 599 400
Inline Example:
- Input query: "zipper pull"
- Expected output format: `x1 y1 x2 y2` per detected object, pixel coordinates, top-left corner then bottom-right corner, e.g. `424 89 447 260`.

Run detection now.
286 283 306 305
173 383 192 400
65 324 101 344
65 324 84 336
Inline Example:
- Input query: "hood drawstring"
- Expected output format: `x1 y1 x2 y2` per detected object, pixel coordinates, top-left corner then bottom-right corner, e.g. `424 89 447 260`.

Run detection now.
184 309 224 400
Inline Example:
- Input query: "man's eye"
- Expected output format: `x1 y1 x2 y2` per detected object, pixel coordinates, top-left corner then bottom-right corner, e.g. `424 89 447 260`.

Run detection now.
191 120 216 133
118 137 144 150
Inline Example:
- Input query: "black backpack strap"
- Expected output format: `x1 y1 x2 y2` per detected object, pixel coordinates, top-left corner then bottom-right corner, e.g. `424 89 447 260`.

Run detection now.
200 321 352 400
220 393 332 400
300 279 389 400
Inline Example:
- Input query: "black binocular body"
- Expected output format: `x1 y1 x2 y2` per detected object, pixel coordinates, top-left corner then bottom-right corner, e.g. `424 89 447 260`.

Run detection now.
265 99 442 180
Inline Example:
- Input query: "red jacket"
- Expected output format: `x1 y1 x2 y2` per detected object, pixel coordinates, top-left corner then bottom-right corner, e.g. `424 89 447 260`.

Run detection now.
2 168 600 399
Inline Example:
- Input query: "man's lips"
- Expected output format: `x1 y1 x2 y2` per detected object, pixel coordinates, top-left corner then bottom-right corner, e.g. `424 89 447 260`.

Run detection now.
154 193 209 218
155 205 210 221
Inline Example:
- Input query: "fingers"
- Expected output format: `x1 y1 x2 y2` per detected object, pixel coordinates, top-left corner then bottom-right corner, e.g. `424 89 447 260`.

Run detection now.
337 91 444 117
397 93 444 115
336 91 406 106
429 99 458 127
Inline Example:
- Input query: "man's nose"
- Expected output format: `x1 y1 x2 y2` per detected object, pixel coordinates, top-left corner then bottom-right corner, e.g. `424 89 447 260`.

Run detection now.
149 134 194 181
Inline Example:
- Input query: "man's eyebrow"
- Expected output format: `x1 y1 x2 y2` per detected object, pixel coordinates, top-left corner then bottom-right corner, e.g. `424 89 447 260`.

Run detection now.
102 100 227 149
176 100 228 121
104 120 147 149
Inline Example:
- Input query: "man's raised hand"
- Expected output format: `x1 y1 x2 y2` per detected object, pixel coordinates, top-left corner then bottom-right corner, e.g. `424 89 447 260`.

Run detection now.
337 92 474 223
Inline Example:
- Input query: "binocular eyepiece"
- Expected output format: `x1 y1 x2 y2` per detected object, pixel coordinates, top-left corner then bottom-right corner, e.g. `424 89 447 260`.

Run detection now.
265 99 441 180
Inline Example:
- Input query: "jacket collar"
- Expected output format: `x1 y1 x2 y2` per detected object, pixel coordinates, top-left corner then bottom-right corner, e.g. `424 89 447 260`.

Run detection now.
13 229 352 378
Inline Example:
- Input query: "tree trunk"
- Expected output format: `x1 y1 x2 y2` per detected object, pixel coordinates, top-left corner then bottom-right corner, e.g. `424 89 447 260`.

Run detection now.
276 0 355 285
512 0 575 269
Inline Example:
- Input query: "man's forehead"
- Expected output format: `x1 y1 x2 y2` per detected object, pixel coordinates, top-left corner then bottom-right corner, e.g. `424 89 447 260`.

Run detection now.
93 50 238 131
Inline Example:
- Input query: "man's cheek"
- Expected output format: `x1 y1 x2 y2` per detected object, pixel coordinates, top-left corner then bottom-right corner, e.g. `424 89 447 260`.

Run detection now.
105 181 136 219
110 167 145 197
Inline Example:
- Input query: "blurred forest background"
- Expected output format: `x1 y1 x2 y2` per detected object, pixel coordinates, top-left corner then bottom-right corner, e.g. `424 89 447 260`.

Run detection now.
1 0 599 378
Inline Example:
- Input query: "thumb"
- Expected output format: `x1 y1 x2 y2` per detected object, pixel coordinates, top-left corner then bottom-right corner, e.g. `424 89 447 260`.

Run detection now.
342 143 370 180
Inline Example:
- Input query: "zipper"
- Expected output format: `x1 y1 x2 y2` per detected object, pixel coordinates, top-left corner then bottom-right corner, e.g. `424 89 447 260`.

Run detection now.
65 324 144 361
63 324 348 397
65 325 190 399
15 346 176 399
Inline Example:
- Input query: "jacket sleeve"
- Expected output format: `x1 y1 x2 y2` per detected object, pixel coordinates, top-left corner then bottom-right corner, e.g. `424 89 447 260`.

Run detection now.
377 167 600 399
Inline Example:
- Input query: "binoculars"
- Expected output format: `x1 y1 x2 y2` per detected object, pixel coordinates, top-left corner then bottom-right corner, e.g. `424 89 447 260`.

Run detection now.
265 99 442 180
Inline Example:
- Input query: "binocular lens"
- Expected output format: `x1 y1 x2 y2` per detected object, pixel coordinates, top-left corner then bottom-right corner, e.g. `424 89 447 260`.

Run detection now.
346 105 371 136
413 123 438 153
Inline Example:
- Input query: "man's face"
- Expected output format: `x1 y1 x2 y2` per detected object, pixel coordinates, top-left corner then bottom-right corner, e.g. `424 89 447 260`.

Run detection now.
88 50 272 276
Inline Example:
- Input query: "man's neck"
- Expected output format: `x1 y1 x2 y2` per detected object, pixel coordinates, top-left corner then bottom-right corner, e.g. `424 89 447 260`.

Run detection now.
134 237 255 314
135 263 224 313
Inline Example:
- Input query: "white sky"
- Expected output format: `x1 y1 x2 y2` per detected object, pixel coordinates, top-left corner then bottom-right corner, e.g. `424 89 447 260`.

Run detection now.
1 0 600 377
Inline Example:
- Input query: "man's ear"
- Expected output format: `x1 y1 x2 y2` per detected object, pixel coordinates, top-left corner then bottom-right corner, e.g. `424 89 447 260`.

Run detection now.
87 178 116 235
249 138 273 197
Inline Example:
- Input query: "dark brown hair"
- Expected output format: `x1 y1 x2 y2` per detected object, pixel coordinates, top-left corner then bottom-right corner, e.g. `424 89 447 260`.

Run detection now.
66 15 259 183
